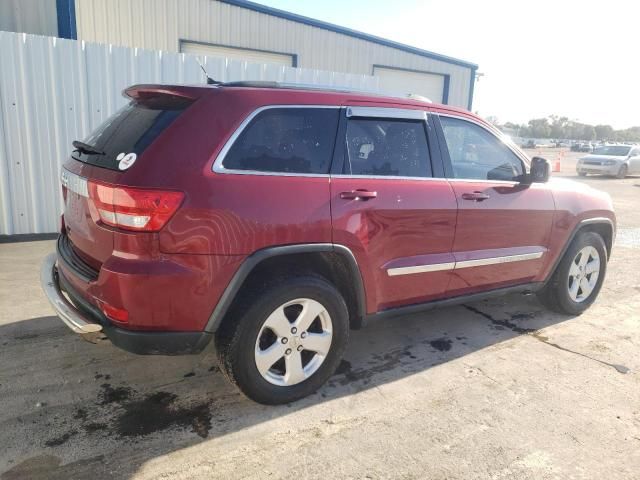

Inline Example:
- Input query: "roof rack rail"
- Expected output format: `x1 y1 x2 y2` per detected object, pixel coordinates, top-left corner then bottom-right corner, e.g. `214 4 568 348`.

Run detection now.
220 81 433 103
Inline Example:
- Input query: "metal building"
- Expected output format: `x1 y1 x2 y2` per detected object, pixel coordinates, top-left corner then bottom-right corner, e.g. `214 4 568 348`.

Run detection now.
1 0 478 109
0 0 75 38
0 31 381 236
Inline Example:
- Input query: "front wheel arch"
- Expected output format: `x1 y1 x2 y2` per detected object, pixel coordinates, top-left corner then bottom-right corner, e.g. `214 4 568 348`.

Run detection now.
616 163 628 179
542 218 613 289
538 230 608 315
577 221 614 259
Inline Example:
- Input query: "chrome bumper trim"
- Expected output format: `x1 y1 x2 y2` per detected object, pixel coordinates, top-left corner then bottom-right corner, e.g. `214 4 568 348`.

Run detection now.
40 252 103 334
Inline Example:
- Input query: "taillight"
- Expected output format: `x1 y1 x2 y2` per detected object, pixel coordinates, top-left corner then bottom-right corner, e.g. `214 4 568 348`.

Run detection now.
87 181 184 232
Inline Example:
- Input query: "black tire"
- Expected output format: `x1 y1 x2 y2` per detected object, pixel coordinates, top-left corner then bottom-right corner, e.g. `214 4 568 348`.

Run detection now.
215 275 349 404
577 171 587 177
616 164 628 179
537 231 607 315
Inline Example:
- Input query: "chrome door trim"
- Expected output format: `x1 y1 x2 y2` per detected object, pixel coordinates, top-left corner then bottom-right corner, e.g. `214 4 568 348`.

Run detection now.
386 250 544 276
387 262 455 276
446 178 519 185
454 251 544 269
212 104 340 176
346 106 427 121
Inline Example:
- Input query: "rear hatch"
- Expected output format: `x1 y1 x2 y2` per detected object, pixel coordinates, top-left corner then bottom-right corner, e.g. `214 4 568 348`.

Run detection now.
61 85 200 272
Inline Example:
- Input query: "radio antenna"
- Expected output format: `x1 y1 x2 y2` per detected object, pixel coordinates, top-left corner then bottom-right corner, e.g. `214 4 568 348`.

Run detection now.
195 57 220 85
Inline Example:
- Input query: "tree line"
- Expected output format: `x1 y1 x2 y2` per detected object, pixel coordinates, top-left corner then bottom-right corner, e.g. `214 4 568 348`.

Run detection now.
487 115 640 142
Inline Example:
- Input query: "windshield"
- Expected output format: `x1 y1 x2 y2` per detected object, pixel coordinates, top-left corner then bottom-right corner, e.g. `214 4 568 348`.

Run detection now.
593 145 631 156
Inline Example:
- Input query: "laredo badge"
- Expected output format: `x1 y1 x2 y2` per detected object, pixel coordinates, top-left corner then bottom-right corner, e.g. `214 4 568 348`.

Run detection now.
117 152 137 170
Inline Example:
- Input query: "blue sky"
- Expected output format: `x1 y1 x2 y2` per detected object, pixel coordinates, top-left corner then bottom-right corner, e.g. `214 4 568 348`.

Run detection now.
255 0 639 128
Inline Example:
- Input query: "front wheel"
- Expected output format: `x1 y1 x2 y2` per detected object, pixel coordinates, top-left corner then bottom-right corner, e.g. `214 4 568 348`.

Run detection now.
616 164 628 179
537 231 607 315
215 276 349 404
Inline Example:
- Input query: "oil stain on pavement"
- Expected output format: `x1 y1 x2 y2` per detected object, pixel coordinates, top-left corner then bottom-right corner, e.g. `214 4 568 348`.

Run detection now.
44 382 214 449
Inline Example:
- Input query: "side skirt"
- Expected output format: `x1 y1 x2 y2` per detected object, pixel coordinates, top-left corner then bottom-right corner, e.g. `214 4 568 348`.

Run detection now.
365 282 543 322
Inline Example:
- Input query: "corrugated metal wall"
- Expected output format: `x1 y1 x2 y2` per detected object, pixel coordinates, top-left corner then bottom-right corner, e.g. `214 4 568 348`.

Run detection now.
0 31 380 235
74 0 473 108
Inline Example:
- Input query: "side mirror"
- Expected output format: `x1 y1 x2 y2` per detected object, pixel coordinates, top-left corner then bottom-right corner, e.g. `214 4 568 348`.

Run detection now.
529 156 550 183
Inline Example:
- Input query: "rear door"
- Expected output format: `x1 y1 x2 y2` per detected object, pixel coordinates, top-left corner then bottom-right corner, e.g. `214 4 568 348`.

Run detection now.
434 114 555 296
330 106 457 313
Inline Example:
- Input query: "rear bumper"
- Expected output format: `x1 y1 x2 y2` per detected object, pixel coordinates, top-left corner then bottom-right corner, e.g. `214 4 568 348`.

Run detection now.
40 252 103 334
40 252 212 355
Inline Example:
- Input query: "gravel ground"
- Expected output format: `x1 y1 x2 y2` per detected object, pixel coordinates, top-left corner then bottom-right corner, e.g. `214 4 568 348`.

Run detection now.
1 154 639 479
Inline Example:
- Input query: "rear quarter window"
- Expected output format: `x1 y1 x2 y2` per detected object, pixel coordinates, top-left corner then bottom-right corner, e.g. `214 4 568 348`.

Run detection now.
72 100 190 170
221 107 340 174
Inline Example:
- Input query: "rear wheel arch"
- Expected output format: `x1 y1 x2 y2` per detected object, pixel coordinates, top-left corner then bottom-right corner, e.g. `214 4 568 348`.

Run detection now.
206 244 367 333
215 275 350 404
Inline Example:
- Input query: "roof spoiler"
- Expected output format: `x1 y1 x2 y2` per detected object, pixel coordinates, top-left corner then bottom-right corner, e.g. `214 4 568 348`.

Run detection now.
123 84 208 104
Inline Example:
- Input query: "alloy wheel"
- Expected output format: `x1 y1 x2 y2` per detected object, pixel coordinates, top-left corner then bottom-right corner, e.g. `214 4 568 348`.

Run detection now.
567 246 600 302
254 298 333 386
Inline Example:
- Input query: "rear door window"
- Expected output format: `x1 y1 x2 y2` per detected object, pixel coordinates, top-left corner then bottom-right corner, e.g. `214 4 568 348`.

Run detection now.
72 100 190 170
222 107 340 174
343 118 431 177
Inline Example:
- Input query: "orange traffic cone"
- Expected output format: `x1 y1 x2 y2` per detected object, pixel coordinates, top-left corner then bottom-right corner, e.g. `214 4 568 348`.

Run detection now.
553 158 561 173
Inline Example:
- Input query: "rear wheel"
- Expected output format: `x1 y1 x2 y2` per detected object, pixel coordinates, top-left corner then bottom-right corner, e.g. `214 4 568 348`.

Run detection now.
215 276 349 404
537 231 607 315
616 164 628 179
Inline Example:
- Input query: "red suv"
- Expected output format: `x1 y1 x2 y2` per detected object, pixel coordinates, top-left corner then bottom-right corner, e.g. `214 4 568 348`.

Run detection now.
41 82 615 404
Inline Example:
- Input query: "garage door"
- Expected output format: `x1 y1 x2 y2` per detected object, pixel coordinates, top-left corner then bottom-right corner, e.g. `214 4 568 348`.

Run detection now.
373 66 447 104
181 41 294 66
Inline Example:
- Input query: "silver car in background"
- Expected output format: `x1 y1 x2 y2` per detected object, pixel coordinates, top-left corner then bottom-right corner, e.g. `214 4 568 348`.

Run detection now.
577 145 640 178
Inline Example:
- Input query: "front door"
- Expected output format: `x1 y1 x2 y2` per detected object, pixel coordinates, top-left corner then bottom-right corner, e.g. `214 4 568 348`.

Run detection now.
330 107 458 313
435 114 555 296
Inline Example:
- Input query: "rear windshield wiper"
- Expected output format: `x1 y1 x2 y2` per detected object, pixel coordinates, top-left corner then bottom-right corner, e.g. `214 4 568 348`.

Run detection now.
72 140 105 156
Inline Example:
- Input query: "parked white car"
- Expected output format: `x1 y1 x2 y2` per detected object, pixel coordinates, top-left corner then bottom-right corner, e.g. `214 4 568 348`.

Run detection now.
577 145 640 178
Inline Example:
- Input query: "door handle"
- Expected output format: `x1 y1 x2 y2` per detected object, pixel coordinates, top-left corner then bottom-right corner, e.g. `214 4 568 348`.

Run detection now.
340 189 377 201
461 191 490 201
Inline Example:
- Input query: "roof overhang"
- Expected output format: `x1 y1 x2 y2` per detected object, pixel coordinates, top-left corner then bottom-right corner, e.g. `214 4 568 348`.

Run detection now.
218 0 478 70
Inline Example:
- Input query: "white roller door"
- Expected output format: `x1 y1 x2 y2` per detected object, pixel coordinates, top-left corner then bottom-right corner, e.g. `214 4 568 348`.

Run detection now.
373 66 446 103
181 41 294 66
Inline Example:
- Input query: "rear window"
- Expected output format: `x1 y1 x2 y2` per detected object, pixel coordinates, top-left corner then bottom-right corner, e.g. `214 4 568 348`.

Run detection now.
72 100 189 170
222 107 339 174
